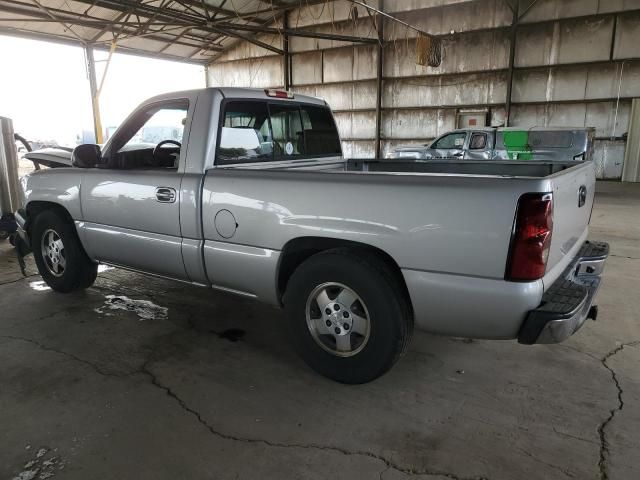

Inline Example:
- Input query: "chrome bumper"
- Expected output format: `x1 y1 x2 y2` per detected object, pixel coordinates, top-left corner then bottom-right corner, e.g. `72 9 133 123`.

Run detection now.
518 241 609 344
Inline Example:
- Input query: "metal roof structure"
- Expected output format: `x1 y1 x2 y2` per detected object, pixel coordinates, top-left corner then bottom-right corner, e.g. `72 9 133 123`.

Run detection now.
0 0 381 64
0 0 439 151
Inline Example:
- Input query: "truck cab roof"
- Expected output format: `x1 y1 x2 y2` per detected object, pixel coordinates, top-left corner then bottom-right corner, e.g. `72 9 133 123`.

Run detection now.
143 87 326 107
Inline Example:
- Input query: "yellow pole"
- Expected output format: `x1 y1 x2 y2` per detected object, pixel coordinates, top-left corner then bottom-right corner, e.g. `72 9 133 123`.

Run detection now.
98 41 117 96
86 42 116 144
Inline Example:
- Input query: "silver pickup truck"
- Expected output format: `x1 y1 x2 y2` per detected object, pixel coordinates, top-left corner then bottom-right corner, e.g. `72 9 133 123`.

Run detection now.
15 88 608 383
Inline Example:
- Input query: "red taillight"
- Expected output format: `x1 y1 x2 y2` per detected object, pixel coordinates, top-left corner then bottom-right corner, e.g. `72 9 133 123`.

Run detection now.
506 193 553 281
265 89 294 99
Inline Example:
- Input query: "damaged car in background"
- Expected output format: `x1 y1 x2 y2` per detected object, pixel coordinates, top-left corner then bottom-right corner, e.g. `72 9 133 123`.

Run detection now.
23 147 74 168
388 127 595 162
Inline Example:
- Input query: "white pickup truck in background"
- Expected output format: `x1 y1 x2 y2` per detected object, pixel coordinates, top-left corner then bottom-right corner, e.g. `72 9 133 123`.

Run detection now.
16 88 608 383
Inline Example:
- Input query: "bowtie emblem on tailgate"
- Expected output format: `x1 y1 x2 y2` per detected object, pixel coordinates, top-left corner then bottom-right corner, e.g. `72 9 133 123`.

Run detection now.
578 185 587 208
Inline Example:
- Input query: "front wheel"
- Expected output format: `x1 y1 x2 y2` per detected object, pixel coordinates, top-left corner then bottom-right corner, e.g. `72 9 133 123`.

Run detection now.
32 210 97 293
284 249 413 384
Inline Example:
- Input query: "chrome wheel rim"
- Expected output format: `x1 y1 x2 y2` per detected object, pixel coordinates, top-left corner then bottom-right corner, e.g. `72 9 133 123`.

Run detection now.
305 282 371 357
40 229 66 277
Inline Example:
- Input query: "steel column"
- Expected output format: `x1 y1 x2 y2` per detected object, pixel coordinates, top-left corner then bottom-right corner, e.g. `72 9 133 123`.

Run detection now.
283 10 291 90
622 98 640 182
204 64 211 87
0 117 21 216
505 1 519 127
85 44 103 144
374 1 385 158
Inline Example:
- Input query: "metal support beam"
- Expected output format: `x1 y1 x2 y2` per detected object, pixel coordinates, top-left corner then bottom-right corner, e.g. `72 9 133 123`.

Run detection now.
282 10 291 90
609 14 618 61
72 0 285 55
31 0 84 42
505 1 519 127
177 0 263 23
212 22 378 44
504 0 517 14
350 0 431 39
374 2 384 158
85 45 103 144
206 0 329 24
518 0 540 20
0 0 225 55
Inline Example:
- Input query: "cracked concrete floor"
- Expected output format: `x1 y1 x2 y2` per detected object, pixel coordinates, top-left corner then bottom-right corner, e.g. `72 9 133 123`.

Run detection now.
1 181 639 480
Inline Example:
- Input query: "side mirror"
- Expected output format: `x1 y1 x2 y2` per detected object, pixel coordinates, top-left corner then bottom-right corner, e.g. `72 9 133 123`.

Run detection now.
71 144 102 168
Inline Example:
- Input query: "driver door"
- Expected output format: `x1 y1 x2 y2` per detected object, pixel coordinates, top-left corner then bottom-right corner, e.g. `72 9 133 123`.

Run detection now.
429 131 468 159
80 99 191 279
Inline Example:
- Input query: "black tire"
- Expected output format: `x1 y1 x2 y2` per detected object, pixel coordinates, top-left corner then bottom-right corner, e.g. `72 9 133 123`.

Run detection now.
32 209 97 293
283 248 413 384
0 230 9 241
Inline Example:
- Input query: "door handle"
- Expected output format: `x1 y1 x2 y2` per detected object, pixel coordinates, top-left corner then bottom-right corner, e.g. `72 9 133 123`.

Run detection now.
452 151 464 157
155 187 176 203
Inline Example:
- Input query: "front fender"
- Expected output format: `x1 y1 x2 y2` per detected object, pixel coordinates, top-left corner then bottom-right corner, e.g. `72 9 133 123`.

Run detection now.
22 169 84 221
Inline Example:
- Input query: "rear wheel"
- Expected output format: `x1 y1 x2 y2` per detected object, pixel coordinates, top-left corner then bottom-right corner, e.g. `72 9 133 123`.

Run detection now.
32 210 97 292
284 248 412 384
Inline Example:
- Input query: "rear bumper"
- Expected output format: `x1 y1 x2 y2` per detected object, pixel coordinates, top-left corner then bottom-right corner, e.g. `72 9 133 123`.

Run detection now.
518 240 609 344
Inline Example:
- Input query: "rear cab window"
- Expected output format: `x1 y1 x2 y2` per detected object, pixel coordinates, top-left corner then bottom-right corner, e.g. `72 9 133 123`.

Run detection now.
217 101 273 164
469 133 487 150
217 100 341 165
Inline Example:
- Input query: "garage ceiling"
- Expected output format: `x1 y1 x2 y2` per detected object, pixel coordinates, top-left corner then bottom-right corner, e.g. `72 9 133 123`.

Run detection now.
0 0 337 64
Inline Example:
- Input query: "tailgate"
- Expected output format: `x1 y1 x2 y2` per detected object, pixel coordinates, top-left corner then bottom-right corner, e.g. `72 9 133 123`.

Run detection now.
545 162 596 283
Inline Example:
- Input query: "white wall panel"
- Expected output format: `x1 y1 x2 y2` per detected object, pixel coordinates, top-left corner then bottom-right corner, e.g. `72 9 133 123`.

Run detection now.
206 1 640 175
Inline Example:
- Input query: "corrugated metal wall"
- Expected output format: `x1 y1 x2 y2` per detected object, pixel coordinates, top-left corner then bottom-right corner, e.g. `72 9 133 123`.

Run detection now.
206 0 640 179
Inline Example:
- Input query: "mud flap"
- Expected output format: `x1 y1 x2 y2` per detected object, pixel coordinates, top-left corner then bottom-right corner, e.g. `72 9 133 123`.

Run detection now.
14 234 31 277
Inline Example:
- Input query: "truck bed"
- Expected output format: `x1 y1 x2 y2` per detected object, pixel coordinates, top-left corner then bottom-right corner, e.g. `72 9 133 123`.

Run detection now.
250 158 583 179
215 156 594 288
346 159 581 178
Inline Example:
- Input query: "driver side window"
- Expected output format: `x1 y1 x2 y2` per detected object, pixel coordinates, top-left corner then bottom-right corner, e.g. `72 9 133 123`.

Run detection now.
433 132 467 150
124 108 186 148
112 100 188 170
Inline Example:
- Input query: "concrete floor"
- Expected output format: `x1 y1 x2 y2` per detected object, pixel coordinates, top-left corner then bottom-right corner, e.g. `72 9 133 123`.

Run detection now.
1 181 638 480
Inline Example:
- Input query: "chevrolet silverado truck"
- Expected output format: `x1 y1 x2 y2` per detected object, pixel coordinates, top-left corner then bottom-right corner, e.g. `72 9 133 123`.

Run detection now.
15 88 608 383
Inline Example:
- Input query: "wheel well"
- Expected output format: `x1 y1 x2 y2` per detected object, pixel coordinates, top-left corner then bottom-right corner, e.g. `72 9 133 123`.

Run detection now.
25 201 74 235
277 237 413 314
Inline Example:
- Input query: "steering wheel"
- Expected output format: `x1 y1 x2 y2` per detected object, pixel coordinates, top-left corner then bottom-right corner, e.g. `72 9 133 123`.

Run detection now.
153 139 182 162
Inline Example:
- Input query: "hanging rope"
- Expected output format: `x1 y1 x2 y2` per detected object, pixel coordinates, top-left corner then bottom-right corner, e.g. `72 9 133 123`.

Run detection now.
349 0 442 68
415 34 442 68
